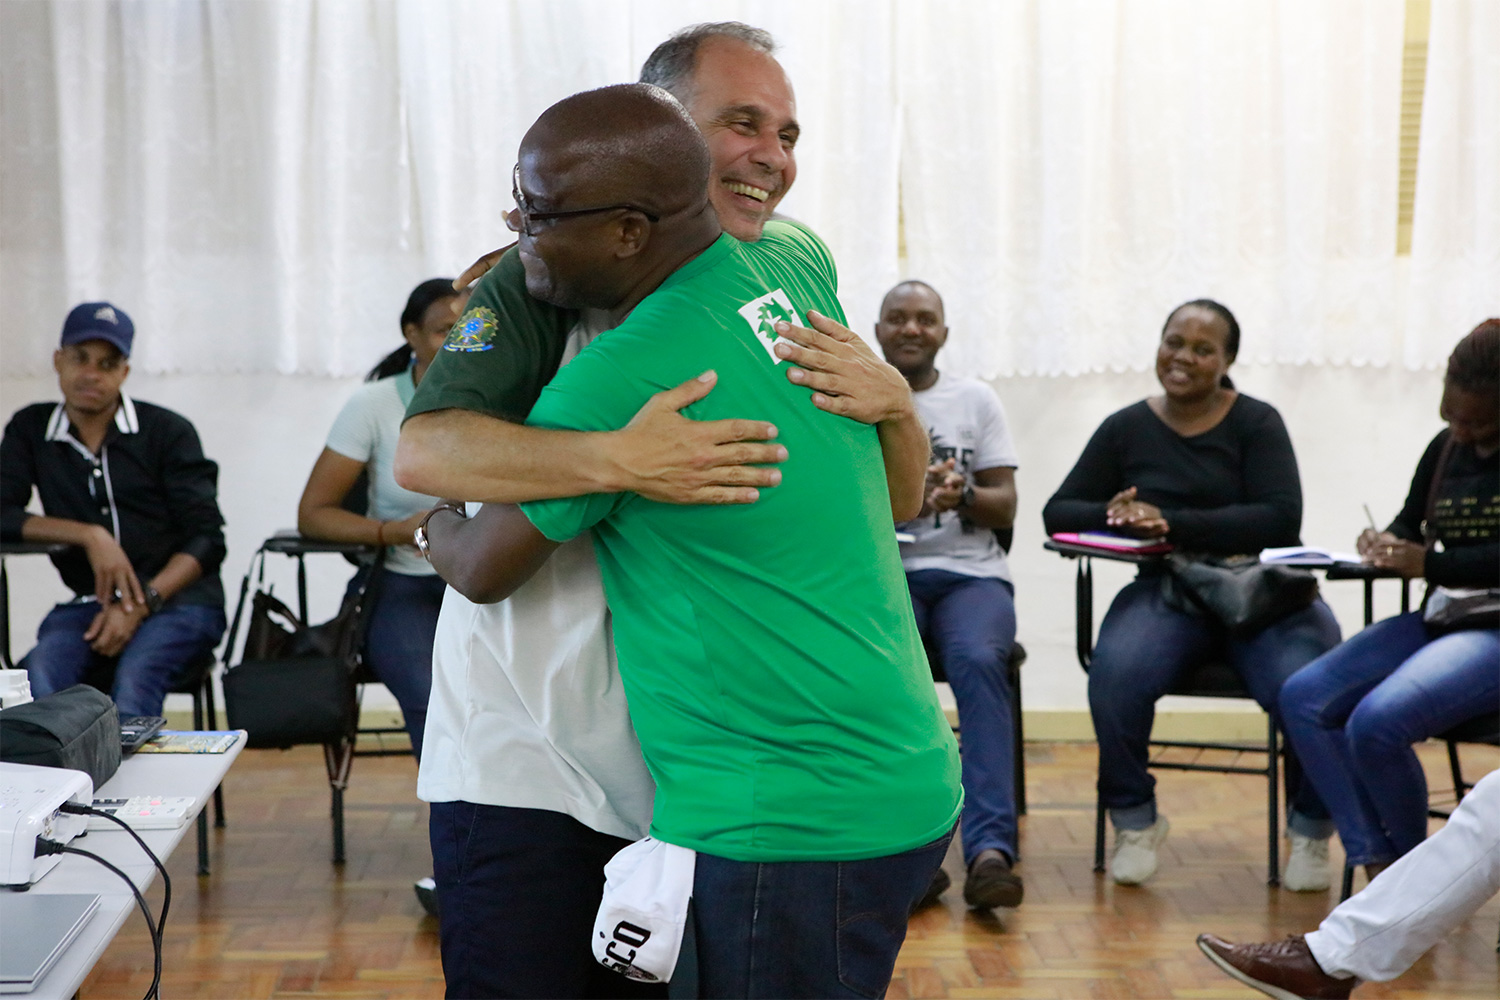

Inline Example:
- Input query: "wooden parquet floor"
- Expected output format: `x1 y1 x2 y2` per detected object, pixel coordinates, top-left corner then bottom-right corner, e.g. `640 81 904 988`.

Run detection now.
80 741 1499 999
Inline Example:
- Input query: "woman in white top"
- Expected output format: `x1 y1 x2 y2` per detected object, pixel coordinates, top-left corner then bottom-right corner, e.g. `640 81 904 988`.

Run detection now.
297 278 466 762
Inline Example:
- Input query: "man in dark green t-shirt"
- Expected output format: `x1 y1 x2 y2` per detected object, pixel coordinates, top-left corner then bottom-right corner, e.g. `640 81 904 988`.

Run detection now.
426 83 960 1000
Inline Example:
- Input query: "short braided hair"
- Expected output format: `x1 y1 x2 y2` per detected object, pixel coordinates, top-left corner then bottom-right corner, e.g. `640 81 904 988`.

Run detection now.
1446 319 1500 396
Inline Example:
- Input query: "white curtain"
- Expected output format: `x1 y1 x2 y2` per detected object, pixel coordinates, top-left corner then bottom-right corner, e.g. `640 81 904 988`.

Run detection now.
0 0 1488 379
898 0 1408 377
1405 0 1500 368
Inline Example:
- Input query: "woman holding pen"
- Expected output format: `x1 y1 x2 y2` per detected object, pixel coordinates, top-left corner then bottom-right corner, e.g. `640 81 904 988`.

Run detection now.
1042 299 1342 891
1278 320 1500 881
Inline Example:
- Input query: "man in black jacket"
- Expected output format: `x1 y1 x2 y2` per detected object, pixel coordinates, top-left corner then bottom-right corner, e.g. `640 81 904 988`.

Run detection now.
0 302 226 717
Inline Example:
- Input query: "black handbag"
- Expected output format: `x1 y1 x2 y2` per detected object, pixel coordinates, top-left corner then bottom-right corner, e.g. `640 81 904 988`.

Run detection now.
1162 552 1318 639
222 549 380 750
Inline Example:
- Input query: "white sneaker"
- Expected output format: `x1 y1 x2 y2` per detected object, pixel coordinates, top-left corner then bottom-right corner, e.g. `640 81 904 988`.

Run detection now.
1111 815 1170 885
1282 831 1332 892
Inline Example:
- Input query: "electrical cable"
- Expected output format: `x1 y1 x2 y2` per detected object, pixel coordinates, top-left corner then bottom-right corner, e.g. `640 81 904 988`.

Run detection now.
36 838 165 1000
58 802 173 932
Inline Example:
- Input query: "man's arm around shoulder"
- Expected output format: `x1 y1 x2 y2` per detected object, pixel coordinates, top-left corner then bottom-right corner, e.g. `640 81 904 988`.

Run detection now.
395 372 785 506
422 502 558 604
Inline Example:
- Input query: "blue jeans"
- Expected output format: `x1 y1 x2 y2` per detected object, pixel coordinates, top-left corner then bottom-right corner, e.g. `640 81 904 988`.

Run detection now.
687 826 955 999
21 600 226 717
429 801 665 1000
906 569 1017 865
352 568 443 761
1279 612 1500 867
1088 576 1341 835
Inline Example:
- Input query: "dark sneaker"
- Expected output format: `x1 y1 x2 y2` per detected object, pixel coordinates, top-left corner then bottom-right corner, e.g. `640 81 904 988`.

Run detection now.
963 849 1024 909
1197 933 1356 1000
912 866 951 912
414 876 440 918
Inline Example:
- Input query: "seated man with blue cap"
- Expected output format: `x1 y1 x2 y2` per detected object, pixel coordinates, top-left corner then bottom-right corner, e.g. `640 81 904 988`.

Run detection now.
0 302 227 717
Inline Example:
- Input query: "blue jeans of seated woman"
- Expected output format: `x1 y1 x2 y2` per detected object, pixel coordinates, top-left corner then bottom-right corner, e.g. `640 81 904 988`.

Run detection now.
906 569 1018 866
1279 612 1500 867
349 567 444 761
1088 576 1341 834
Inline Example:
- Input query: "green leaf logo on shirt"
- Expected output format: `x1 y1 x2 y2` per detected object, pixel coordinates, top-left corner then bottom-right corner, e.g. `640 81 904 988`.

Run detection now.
736 289 803 365
444 307 499 353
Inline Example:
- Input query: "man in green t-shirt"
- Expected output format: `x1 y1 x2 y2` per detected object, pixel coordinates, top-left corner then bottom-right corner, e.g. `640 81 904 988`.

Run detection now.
404 23 935 1000
425 83 961 999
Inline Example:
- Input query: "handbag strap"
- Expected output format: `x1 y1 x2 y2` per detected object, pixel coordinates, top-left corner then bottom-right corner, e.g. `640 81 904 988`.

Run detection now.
220 545 268 669
1421 433 1458 550
332 547 386 668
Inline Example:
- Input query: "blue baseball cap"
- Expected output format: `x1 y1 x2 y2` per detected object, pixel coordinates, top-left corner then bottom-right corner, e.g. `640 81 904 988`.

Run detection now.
60 302 134 358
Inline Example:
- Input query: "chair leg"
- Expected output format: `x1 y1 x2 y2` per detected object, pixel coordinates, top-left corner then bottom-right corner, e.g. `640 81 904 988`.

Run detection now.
1447 740 1468 801
331 784 346 865
1266 717 1280 886
196 809 210 876
189 682 212 874
324 739 355 866
1094 798 1107 873
203 676 226 827
1340 863 1354 902
1010 654 1026 816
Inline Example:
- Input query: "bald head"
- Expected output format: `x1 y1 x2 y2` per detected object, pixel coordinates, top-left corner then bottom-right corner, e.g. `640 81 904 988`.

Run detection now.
520 84 712 221
513 84 723 313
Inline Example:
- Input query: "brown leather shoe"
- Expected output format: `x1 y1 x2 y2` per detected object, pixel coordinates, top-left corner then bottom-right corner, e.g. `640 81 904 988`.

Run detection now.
1197 933 1355 1000
963 849 1024 909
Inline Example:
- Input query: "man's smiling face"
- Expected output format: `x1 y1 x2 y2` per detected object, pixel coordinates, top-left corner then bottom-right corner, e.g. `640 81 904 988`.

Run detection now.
684 37 799 242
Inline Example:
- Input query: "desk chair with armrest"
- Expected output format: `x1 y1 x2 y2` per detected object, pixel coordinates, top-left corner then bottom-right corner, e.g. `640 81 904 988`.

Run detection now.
1048 541 1417 887
1045 539 1284 885
241 531 410 864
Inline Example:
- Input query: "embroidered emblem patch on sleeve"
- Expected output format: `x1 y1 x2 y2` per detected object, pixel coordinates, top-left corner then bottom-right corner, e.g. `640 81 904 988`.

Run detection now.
736 290 803 364
444 307 499 352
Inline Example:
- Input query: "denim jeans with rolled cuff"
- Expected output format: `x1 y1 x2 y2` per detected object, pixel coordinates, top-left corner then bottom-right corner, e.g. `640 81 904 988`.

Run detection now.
1087 576 1341 836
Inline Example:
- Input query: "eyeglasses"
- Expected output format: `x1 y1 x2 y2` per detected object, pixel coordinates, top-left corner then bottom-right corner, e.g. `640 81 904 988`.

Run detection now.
508 164 660 237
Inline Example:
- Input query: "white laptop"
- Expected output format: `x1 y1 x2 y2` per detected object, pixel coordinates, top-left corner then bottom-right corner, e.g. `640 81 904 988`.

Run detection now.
0 893 101 993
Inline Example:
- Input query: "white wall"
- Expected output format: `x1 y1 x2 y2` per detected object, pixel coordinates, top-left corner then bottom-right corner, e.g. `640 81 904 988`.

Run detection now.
1 357 1443 717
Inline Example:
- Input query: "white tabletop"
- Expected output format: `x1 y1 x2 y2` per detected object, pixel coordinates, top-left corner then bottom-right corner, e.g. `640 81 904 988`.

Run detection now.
1 732 246 999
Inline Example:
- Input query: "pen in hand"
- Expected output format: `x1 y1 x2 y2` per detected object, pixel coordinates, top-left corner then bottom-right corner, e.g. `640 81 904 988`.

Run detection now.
1362 503 1377 531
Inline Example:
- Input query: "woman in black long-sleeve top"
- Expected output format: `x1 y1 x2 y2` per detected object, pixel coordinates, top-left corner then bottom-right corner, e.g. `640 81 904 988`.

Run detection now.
1279 321 1499 879
1043 299 1341 889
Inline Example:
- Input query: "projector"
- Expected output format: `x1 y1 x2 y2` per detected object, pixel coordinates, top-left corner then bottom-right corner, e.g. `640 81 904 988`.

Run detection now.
0 762 92 889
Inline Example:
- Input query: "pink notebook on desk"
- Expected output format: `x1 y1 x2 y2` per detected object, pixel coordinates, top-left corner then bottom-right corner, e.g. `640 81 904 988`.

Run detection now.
1051 532 1173 555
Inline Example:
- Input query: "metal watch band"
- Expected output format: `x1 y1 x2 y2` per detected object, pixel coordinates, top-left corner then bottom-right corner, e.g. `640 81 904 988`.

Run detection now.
415 501 466 561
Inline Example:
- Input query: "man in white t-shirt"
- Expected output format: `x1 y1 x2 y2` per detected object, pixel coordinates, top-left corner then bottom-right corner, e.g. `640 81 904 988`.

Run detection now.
403 24 928 1000
877 279 1025 910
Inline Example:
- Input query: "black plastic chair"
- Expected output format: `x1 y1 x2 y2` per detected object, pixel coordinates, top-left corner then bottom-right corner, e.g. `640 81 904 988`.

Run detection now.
237 532 398 864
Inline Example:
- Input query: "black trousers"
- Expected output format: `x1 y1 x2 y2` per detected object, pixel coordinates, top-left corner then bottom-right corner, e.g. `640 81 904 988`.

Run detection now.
429 801 667 1000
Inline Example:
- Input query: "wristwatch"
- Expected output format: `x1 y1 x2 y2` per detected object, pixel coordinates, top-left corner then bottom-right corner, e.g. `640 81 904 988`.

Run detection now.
143 586 165 615
959 485 977 510
414 501 467 561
